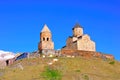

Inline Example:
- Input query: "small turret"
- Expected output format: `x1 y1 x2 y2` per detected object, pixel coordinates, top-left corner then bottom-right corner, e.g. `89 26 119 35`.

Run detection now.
72 23 83 37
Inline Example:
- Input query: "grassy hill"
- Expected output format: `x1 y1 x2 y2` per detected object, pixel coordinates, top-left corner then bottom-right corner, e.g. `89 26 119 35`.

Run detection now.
0 57 120 80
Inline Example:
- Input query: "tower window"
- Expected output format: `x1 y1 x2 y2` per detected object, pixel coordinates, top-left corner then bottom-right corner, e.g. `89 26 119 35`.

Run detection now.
43 37 45 41
47 38 49 41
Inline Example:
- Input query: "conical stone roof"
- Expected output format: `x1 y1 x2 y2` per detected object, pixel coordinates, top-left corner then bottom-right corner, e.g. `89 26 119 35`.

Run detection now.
41 24 51 32
72 23 83 30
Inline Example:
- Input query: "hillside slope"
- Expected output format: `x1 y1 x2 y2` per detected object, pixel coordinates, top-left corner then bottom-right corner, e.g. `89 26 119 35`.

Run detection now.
0 57 120 80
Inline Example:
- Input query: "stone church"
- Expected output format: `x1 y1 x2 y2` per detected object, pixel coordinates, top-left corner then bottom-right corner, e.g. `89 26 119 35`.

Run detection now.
62 23 96 51
38 24 54 54
37 23 114 60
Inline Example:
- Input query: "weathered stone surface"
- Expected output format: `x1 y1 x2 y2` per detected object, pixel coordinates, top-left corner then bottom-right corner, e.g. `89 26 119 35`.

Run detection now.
37 23 114 60
38 24 54 51
62 23 96 51
61 50 114 59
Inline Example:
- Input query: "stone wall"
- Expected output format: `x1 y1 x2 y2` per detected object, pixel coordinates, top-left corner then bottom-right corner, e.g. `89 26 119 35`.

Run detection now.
41 49 61 56
64 40 77 50
63 34 96 51
0 58 15 68
40 32 52 41
39 41 54 50
61 49 114 60
77 35 95 51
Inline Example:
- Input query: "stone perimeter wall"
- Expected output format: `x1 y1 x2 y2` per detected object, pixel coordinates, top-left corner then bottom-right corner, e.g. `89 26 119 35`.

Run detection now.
61 49 114 60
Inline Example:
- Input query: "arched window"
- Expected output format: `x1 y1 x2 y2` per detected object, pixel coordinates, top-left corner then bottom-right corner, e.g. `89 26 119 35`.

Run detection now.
47 38 49 41
43 37 45 41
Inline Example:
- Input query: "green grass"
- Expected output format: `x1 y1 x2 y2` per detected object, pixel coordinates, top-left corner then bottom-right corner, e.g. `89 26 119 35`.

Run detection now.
0 57 120 80
41 66 62 80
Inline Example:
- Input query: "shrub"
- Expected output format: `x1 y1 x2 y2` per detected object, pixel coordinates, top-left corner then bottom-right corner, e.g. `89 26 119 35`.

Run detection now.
83 74 89 80
109 61 115 65
41 66 62 80
75 69 81 72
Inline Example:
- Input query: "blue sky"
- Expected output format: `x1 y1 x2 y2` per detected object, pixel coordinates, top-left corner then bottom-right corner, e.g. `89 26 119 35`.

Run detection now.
0 0 120 60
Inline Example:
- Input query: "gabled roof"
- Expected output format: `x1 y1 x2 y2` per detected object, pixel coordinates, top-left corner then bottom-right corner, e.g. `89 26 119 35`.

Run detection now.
72 23 83 30
41 24 51 32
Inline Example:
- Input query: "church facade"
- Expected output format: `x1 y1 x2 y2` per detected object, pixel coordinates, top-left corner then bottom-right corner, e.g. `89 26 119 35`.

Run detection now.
62 23 96 51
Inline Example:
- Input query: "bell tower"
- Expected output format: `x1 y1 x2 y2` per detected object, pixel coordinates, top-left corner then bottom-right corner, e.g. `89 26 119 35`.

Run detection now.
38 24 54 51
72 23 83 37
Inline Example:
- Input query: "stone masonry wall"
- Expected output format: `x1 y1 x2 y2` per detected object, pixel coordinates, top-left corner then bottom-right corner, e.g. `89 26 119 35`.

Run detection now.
61 50 114 60
77 38 95 51
63 34 96 51
77 35 95 51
